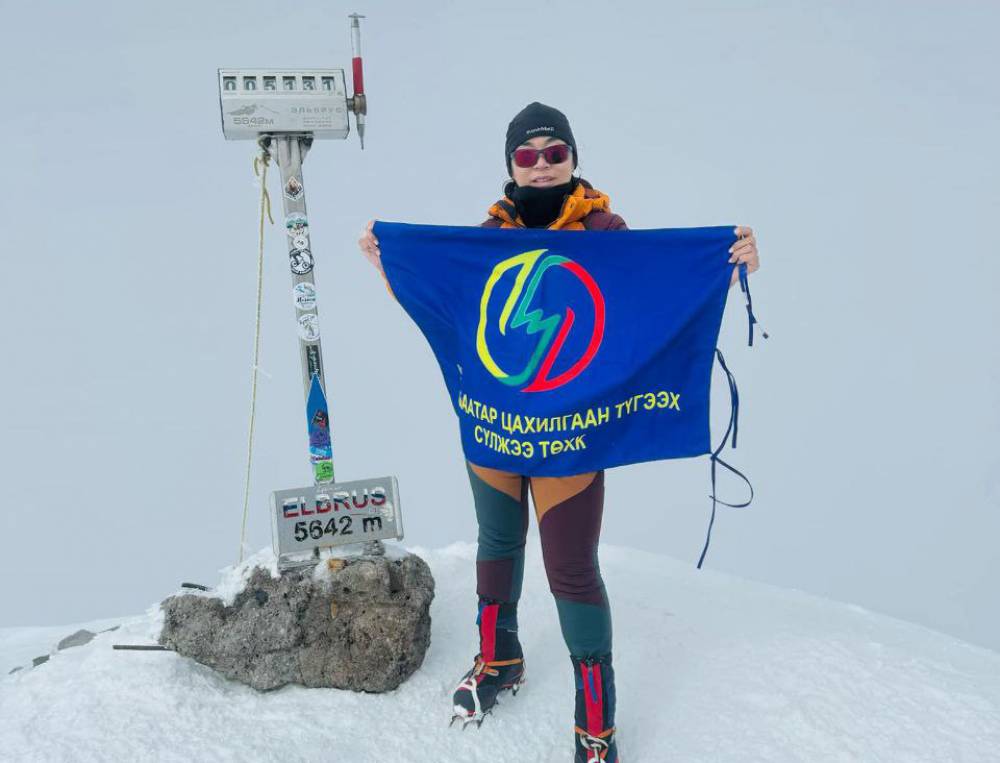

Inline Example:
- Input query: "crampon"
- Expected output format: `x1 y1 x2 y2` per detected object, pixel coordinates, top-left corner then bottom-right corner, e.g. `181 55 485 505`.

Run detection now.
449 653 526 729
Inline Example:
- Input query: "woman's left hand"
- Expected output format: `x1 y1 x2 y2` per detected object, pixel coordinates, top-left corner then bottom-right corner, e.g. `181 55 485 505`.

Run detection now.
729 225 760 286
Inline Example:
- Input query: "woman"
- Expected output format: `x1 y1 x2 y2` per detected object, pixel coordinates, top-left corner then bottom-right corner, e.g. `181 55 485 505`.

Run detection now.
359 102 760 762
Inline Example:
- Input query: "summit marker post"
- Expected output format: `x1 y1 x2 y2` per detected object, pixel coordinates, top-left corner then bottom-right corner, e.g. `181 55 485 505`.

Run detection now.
218 14 401 570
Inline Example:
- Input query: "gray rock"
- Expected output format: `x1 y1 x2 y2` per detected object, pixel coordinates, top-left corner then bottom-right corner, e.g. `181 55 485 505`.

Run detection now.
57 629 97 650
7 625 121 676
158 553 434 693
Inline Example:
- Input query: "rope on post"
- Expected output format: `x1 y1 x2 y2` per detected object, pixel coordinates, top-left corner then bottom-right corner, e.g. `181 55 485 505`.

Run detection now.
237 141 274 565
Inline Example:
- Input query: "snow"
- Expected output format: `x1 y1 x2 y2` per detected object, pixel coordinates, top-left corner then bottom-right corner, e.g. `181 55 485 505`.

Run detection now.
1 541 998 762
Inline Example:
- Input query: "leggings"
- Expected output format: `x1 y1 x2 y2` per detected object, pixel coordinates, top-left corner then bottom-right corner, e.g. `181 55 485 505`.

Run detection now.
466 460 612 659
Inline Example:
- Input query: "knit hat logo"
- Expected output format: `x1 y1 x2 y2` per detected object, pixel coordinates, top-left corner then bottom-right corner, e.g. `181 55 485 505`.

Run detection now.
505 102 578 174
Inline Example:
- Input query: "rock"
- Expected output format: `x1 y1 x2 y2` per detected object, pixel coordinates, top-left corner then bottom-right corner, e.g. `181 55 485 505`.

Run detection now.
158 552 434 693
57 629 96 650
31 655 49 667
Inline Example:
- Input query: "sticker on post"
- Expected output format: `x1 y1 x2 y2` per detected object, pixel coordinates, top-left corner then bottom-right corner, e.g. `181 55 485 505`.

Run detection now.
289 248 314 275
306 375 334 483
309 408 330 452
310 444 333 463
313 462 334 482
293 282 317 311
285 212 308 237
297 313 320 342
293 234 309 250
284 176 304 201
308 384 331 450
306 345 323 379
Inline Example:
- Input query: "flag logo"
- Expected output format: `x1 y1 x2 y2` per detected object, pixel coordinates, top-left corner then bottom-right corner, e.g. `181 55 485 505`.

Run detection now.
476 249 605 393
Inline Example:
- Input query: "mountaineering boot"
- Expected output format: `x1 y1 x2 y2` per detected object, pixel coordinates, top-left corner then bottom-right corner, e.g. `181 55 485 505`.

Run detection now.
573 653 620 762
449 598 526 729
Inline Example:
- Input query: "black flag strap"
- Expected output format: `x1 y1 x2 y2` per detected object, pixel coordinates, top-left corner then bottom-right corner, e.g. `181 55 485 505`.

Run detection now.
738 262 769 346
697 348 754 569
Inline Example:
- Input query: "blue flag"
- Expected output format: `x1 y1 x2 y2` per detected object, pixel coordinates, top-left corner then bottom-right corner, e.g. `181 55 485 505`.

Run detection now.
375 221 745 479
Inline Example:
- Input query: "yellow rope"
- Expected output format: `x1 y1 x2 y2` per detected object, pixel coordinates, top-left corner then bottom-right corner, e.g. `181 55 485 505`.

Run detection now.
238 143 274 565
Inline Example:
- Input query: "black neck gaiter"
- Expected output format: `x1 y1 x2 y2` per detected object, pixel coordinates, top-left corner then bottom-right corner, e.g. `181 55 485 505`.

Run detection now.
508 177 579 228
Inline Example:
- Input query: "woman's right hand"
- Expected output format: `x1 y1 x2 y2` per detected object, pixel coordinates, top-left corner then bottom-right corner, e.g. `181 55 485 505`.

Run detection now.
358 219 385 278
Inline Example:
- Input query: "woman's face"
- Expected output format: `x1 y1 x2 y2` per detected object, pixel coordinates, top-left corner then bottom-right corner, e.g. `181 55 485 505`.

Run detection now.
510 136 574 188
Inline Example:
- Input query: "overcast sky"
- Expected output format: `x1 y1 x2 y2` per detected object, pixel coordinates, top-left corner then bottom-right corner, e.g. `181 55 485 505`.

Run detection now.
1 0 997 652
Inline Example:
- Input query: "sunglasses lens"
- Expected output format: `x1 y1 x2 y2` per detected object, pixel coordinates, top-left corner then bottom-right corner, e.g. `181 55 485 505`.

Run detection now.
544 145 570 164
513 148 538 168
512 144 572 169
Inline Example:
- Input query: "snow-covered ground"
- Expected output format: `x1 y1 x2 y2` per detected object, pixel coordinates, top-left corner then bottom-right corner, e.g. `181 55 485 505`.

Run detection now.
1 541 998 762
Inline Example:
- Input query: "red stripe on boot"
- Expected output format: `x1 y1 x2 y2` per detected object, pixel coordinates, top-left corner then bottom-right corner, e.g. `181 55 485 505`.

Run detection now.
480 603 498 662
586 663 604 736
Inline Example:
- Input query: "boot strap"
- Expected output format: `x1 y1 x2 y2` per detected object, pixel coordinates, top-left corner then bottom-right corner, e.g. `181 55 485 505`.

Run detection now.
575 724 616 738
485 657 523 667
472 655 523 678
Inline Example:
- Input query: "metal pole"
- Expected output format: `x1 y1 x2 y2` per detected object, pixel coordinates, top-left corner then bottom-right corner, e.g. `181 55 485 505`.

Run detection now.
270 135 335 487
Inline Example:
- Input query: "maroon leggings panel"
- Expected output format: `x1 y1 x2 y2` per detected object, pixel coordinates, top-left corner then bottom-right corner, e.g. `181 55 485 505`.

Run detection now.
537 470 606 606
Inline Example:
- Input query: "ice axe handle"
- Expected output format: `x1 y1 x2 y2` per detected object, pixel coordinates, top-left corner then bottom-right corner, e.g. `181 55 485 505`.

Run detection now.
349 13 367 148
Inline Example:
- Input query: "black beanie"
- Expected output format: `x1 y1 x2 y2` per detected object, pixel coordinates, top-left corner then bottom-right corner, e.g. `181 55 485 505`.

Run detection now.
505 101 578 176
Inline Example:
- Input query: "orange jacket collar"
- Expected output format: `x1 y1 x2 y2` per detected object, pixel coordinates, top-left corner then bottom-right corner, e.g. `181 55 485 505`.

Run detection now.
487 178 612 230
